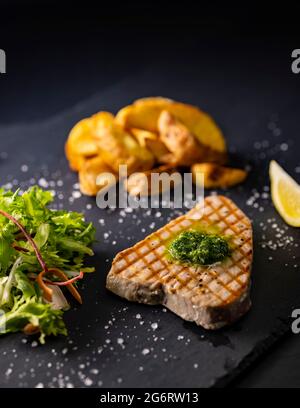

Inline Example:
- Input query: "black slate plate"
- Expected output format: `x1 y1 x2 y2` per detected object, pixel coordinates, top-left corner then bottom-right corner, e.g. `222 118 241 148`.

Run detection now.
0 65 299 388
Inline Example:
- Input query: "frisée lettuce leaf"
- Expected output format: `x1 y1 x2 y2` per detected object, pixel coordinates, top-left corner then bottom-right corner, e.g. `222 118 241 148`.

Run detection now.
0 186 95 343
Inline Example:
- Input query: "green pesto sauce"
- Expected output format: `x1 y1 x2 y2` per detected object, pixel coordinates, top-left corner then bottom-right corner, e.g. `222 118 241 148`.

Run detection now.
167 229 231 266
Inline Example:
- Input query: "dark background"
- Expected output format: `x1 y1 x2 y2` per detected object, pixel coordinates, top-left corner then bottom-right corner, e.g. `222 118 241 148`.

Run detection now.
0 0 300 387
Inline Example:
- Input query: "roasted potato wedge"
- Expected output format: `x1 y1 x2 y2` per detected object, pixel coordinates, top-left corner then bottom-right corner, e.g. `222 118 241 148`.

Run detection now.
192 163 247 189
124 165 178 196
158 110 208 166
79 156 116 196
92 111 115 133
65 112 114 171
116 97 173 132
135 97 174 106
130 127 171 163
65 144 88 172
65 118 99 171
145 138 171 163
115 97 226 154
94 121 154 174
130 128 158 147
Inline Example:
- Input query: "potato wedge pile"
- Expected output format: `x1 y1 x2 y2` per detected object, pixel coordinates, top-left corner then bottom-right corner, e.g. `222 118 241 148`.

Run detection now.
65 97 247 196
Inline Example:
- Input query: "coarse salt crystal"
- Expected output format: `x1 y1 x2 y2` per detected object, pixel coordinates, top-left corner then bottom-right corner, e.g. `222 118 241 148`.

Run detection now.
151 323 158 331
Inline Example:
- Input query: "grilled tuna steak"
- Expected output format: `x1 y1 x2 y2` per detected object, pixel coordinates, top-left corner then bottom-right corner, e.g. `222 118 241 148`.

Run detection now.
106 195 253 329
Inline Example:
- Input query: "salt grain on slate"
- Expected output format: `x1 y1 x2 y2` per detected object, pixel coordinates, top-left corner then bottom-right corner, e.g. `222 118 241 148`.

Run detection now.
21 164 29 172
151 322 158 331
38 178 48 188
5 368 12 377
72 190 81 199
280 143 288 151
35 382 44 388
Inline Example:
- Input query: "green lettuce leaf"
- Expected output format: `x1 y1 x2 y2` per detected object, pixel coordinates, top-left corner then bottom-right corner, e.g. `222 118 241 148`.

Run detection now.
0 186 95 343
0 296 67 344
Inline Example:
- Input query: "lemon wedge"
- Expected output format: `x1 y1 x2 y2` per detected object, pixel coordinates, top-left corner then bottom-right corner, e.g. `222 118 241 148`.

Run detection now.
269 160 300 227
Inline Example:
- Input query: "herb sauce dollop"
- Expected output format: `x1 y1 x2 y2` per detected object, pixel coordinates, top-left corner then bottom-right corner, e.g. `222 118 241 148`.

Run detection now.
168 229 230 266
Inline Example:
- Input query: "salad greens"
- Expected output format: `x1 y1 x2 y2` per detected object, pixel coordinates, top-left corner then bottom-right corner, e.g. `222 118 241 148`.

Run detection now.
0 186 95 343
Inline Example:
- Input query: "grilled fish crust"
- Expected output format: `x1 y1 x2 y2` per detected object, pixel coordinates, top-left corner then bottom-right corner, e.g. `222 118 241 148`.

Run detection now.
106 195 253 329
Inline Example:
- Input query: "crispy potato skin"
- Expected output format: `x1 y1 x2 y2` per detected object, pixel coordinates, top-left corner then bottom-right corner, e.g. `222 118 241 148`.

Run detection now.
192 163 247 189
65 112 114 171
65 118 99 171
94 122 154 174
144 138 171 163
79 156 116 196
129 128 158 146
65 98 237 197
129 127 171 163
130 127 172 164
65 143 87 172
158 111 227 166
66 111 154 177
158 110 208 166
115 97 226 154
